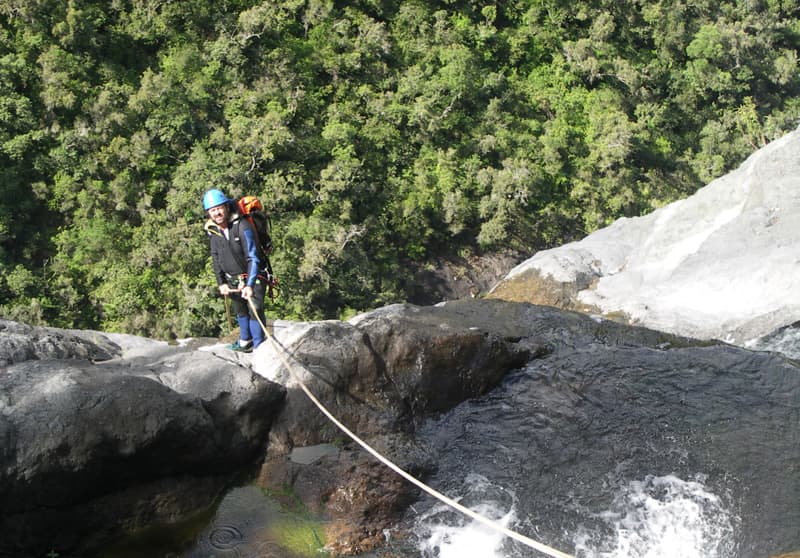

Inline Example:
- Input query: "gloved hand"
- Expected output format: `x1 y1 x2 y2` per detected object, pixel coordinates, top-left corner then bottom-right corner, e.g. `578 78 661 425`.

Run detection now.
219 284 239 295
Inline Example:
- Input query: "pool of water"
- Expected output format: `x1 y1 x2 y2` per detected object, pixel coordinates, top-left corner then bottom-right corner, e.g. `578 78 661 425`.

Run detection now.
97 484 328 558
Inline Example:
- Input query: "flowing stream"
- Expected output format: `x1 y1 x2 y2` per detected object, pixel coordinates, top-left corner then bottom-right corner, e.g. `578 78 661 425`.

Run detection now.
408 473 737 558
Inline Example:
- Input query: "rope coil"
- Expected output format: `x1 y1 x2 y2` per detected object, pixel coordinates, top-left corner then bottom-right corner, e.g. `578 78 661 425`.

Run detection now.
247 300 575 558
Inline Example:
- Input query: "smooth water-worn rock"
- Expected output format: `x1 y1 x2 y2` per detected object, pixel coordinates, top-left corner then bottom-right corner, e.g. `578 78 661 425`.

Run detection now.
253 304 534 452
0 322 285 557
4 293 798 558
0 319 119 365
361 300 798 558
252 303 534 553
489 129 800 344
251 299 793 557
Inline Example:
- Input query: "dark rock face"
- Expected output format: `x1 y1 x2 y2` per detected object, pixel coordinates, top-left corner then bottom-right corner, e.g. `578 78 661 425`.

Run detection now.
255 300 799 557
351 303 536 417
407 250 525 305
0 322 286 557
254 304 534 454
254 302 536 553
3 296 798 557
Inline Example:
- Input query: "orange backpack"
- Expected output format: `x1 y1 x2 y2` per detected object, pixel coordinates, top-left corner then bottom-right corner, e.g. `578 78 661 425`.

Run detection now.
237 195 273 258
235 195 278 299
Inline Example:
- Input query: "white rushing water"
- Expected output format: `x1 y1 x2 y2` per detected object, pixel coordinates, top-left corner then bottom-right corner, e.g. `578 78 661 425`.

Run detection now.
417 475 738 558
574 475 739 558
416 474 515 558
417 506 513 558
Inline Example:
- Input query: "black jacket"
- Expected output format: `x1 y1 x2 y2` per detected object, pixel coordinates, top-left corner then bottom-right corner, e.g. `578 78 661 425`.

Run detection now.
204 214 262 288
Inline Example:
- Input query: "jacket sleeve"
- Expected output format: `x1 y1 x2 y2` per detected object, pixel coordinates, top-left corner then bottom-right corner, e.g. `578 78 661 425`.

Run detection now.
240 223 262 287
209 236 226 285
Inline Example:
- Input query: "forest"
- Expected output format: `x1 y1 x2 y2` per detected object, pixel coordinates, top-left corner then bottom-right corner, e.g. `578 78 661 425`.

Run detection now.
1 0 799 340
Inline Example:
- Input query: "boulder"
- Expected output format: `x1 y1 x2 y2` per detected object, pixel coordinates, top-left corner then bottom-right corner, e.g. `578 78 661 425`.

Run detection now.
252 302 535 554
0 319 119 365
252 299 799 557
250 300 709 555
0 322 285 557
253 303 534 453
489 128 800 344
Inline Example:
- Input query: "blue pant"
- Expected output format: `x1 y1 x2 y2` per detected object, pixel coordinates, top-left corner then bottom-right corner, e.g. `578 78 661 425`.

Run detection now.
230 279 267 348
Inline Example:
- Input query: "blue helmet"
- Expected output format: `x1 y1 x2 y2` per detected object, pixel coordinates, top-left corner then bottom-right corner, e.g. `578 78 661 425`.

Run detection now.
203 189 230 211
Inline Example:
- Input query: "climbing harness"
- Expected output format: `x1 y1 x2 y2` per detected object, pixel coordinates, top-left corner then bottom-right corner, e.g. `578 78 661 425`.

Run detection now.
247 300 575 558
226 271 279 302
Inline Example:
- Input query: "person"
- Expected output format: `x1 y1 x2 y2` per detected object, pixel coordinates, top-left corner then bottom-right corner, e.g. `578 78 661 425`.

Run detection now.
202 188 267 352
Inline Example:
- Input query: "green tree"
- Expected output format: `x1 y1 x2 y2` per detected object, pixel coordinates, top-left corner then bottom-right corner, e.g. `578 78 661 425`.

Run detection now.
1 0 799 337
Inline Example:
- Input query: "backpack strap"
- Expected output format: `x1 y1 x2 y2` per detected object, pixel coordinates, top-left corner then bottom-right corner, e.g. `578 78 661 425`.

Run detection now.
230 216 266 281
203 219 224 237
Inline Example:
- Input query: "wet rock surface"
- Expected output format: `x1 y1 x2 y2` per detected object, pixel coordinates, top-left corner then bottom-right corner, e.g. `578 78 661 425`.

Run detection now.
256 300 798 557
413 342 800 557
253 302 534 553
0 323 285 557
2 296 798 557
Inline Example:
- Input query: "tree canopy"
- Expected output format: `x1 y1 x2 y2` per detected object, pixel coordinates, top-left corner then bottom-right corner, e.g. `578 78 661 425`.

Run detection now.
2 0 799 339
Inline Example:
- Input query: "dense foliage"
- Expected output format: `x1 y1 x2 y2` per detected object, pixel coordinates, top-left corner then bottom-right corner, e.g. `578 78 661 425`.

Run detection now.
1 0 799 339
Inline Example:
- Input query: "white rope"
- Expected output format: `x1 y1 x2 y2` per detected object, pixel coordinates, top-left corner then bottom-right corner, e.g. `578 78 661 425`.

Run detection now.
249 301 575 558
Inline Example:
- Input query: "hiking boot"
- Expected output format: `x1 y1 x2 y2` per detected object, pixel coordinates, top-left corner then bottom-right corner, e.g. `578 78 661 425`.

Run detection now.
228 340 253 353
